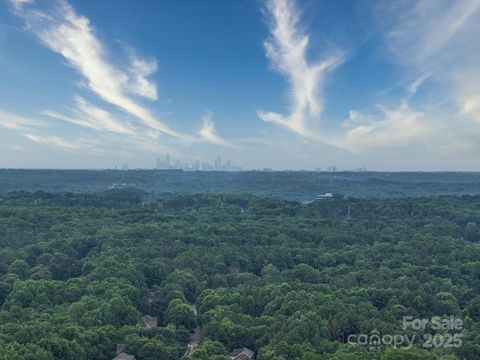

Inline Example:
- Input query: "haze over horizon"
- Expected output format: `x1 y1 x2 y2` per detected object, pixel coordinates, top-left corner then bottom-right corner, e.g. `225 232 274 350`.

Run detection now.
1 0 480 171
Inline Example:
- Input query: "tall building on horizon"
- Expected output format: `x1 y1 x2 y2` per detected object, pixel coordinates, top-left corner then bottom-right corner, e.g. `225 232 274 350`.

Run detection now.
202 161 213 171
192 159 200 171
156 154 171 169
214 156 222 171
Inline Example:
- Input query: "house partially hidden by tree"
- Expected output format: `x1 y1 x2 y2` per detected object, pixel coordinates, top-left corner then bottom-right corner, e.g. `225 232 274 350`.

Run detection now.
142 314 158 329
317 192 333 200
230 347 255 360
112 343 136 360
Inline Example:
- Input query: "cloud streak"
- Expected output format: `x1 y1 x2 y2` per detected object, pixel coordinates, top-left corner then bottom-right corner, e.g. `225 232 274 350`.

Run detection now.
258 0 343 137
9 0 239 155
377 0 480 128
43 96 135 135
23 133 83 150
0 109 48 131
199 113 236 148
11 0 186 139
329 0 480 155
381 0 480 66
331 101 434 153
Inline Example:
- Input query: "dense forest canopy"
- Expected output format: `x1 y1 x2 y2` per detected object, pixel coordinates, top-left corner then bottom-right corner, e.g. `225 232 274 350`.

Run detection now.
2 169 480 200
0 189 479 359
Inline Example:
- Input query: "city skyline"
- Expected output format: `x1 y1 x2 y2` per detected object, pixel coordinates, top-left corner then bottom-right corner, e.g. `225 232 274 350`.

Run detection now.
1 0 480 170
110 153 368 173
95 151 373 172
154 154 243 172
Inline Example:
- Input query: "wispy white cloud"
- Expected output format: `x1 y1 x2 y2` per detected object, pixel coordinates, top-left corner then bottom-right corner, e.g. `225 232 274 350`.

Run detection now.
327 0 480 155
21 121 177 156
406 74 430 98
381 0 480 67
125 48 159 101
23 133 83 150
0 109 48 131
11 0 186 139
8 0 33 11
258 0 443 154
9 0 240 155
258 0 343 137
43 96 135 135
331 101 434 153
376 0 480 127
198 113 236 148
460 95 480 124
455 69 480 125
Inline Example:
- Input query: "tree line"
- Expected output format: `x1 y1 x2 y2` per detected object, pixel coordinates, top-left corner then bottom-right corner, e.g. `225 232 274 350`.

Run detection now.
0 191 479 359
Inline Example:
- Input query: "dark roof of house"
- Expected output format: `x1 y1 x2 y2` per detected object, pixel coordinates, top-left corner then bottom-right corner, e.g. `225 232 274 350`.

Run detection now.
143 314 158 328
113 353 136 360
116 344 126 355
231 347 254 359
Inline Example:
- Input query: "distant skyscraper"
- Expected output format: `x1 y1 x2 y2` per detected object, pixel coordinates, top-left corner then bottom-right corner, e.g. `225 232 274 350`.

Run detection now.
156 154 172 169
214 156 222 171
193 159 200 171
202 161 213 171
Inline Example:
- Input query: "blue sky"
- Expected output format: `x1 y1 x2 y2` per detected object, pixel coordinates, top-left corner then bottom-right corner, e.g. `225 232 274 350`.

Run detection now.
1 0 480 170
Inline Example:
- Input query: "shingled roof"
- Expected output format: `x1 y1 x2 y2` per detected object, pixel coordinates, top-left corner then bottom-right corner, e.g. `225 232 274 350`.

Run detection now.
231 347 254 359
112 353 136 360
143 314 158 329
